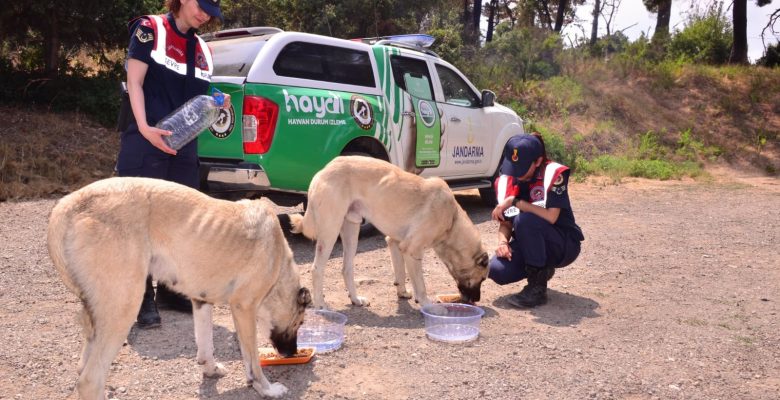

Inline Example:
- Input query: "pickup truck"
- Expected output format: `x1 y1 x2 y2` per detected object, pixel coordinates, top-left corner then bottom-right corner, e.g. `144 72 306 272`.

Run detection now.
198 28 525 206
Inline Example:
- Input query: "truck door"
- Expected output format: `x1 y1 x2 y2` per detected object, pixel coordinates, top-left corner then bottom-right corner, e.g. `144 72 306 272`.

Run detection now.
386 54 448 176
431 63 491 177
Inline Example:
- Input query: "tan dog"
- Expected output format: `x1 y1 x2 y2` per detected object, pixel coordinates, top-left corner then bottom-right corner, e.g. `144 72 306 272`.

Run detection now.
47 177 311 399
290 156 489 309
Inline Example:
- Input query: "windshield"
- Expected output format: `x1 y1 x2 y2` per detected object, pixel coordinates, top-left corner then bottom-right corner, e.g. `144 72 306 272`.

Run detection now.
209 36 269 77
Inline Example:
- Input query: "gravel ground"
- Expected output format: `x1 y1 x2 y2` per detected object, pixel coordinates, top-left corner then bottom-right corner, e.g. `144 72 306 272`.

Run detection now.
1 171 778 400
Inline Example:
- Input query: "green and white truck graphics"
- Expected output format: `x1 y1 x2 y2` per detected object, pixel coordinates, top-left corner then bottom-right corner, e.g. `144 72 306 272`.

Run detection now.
197 30 523 203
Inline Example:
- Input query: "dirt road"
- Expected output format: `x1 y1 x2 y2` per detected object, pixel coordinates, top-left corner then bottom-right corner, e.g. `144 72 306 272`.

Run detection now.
1 172 778 399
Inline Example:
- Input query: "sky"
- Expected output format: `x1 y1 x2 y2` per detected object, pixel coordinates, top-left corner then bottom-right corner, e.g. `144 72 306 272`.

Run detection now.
561 0 779 62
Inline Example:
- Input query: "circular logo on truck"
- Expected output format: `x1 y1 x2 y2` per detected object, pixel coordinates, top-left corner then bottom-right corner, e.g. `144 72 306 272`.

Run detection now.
418 100 436 128
209 105 235 139
350 95 374 130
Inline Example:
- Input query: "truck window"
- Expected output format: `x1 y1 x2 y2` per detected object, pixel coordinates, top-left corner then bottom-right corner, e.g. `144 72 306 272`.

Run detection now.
390 56 434 101
273 42 375 87
209 36 268 77
435 64 480 107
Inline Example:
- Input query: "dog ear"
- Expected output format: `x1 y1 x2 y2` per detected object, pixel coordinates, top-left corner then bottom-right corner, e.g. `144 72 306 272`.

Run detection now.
298 287 312 306
475 252 489 268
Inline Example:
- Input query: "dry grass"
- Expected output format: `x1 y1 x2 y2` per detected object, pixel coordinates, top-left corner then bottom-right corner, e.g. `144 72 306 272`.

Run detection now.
515 61 780 173
0 105 118 201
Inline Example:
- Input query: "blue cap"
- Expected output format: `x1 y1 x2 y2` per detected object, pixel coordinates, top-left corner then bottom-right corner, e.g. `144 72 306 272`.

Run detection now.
499 134 543 177
197 0 223 22
211 87 225 106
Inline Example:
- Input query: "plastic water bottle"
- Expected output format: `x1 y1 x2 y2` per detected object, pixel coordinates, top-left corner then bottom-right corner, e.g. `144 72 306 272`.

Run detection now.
156 89 225 150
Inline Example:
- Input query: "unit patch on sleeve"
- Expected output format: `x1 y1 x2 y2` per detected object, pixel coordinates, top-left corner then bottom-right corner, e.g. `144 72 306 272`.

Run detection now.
135 28 154 43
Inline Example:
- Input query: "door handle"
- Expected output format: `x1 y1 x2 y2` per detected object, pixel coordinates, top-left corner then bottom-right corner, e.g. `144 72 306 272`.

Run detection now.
402 111 416 123
450 117 461 123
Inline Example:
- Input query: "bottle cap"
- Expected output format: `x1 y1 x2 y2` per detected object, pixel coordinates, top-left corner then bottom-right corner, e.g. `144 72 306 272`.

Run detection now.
211 87 225 107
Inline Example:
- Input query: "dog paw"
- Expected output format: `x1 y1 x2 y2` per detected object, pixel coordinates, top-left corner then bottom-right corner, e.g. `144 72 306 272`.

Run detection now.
202 362 227 378
255 381 288 398
351 296 370 306
396 290 412 299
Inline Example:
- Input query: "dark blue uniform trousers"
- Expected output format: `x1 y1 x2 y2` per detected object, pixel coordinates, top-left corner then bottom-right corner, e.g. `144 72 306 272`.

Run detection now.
488 212 581 285
116 131 199 188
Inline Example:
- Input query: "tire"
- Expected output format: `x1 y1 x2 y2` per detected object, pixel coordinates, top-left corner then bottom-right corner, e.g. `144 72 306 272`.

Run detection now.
479 185 498 207
479 168 500 207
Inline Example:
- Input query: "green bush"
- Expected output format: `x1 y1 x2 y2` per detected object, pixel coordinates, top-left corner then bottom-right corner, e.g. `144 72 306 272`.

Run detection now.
649 59 685 89
757 43 780 68
630 159 676 179
578 155 702 181
524 123 579 171
668 2 732 64
591 32 631 57
637 131 668 160
676 128 722 161
483 26 563 82
0 61 122 127
546 76 585 113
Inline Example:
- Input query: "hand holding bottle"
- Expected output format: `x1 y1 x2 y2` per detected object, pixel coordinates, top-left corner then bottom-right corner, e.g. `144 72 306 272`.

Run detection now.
156 89 226 151
139 124 177 155
220 93 231 110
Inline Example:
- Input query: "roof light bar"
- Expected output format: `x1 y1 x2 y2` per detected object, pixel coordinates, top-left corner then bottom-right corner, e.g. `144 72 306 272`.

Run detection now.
352 34 435 48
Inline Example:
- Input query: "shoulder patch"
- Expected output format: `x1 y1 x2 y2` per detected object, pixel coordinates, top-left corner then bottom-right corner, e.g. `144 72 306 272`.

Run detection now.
553 174 565 186
135 27 154 43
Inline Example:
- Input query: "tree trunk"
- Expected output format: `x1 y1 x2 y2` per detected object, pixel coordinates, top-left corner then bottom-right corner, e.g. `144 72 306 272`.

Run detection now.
462 0 472 39
537 0 554 30
486 0 497 42
473 0 483 41
554 0 568 32
652 0 671 45
517 0 534 28
590 0 600 46
729 0 749 64
43 8 60 78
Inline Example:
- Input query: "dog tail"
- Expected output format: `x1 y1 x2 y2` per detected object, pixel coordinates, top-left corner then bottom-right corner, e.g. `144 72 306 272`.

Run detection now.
47 194 96 339
47 196 81 296
289 211 317 239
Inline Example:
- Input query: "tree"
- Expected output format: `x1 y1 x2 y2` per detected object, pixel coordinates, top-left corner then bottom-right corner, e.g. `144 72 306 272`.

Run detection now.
730 0 749 63
730 0 773 64
0 0 152 77
644 0 672 45
486 0 500 41
554 0 568 32
590 0 603 46
548 0 586 32
760 6 780 53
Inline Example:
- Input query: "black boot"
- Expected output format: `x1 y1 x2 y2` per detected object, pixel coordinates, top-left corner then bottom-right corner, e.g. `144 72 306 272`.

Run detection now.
136 276 161 329
507 267 555 308
156 283 192 313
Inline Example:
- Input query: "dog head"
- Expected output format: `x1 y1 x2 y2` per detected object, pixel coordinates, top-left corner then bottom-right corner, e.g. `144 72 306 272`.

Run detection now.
268 286 312 357
262 241 312 356
434 209 489 304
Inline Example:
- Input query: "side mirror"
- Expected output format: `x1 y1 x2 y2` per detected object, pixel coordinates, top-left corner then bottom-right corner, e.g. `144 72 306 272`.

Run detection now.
481 90 495 108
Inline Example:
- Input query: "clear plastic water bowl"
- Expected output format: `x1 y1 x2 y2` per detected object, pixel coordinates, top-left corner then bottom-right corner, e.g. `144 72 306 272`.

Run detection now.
420 303 485 343
297 309 347 353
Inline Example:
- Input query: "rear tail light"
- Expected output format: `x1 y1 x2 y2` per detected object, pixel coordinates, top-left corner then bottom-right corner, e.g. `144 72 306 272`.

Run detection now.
242 96 279 154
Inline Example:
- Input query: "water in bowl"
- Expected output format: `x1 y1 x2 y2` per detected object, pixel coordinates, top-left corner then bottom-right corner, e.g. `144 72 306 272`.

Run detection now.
426 324 480 342
298 328 343 353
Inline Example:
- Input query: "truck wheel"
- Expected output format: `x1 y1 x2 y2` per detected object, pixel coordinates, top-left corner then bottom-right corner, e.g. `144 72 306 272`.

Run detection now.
479 169 499 207
479 186 498 207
